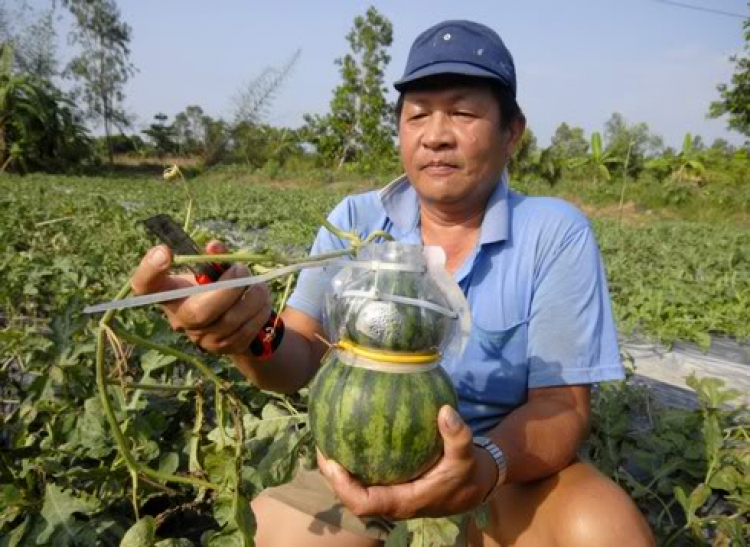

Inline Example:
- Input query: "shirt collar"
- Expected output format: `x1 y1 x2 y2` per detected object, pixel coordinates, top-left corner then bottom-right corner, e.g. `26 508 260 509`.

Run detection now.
379 171 510 245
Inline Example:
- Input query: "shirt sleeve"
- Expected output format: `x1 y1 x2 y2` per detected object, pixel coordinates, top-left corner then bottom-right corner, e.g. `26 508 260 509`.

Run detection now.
526 224 624 388
286 197 353 322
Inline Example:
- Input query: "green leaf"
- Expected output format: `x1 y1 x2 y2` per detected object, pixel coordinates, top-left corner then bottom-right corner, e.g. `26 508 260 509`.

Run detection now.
120 516 157 547
61 396 115 458
206 491 255 547
155 540 195 547
686 374 742 409
140 350 178 377
204 448 236 487
674 486 690 515
708 466 742 493
257 430 307 488
693 331 711 350
158 452 180 476
472 504 491 531
406 517 462 547
37 484 100 544
591 132 603 159
384 522 409 546
677 483 712 521
702 414 723 459
0 515 33 547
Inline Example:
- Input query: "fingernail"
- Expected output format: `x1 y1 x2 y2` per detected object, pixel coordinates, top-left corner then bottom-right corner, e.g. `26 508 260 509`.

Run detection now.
149 247 169 267
207 241 225 253
328 461 343 479
319 460 330 477
444 406 461 433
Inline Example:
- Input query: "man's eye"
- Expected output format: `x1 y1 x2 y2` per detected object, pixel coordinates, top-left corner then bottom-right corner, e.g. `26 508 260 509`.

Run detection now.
454 111 476 118
408 112 427 121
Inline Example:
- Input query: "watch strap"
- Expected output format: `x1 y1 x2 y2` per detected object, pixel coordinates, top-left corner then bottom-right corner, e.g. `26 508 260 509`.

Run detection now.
473 435 507 503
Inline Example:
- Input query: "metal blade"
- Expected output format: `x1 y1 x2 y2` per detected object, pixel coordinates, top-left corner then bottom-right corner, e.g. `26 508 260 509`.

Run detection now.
84 275 262 314
83 256 344 314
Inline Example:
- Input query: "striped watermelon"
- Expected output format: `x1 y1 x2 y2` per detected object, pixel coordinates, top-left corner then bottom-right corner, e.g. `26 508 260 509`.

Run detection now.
308 351 458 485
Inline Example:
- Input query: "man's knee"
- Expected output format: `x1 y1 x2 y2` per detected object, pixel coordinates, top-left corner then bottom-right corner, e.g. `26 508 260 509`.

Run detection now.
550 463 655 547
477 462 654 547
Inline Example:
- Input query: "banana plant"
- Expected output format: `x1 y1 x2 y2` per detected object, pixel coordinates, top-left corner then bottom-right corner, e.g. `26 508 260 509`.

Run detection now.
568 132 621 182
0 43 92 173
672 133 707 184
645 133 707 184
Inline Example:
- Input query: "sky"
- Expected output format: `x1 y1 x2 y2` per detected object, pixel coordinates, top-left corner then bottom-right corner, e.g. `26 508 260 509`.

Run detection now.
27 0 750 147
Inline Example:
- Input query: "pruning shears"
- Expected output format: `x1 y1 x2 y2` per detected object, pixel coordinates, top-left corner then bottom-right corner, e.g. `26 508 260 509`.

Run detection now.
86 213 291 359
143 214 230 285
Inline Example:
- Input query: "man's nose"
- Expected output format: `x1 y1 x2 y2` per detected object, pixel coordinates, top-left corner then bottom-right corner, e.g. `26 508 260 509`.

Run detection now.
421 113 456 149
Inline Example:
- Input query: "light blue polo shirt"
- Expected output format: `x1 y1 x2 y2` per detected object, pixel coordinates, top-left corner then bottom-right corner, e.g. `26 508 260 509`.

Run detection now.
288 174 624 434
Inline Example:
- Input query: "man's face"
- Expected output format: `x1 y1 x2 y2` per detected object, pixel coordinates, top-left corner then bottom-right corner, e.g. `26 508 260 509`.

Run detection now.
398 79 521 208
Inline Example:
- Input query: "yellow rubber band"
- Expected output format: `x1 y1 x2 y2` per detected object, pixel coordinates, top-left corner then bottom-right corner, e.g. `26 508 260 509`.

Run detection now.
336 338 440 364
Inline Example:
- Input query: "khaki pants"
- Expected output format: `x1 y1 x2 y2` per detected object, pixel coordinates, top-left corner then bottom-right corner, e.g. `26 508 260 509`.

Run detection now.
264 467 471 543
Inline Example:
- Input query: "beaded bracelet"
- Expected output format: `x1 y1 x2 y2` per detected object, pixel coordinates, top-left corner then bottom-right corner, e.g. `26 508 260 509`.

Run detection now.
248 310 285 361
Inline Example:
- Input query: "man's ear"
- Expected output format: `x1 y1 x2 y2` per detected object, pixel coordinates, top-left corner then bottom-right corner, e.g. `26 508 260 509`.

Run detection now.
504 114 527 155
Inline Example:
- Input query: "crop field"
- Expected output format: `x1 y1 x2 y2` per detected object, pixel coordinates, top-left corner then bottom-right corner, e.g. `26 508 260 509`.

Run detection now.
1 172 748 544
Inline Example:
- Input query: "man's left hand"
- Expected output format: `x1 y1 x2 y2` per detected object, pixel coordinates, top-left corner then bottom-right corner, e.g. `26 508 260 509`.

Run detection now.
317 405 496 520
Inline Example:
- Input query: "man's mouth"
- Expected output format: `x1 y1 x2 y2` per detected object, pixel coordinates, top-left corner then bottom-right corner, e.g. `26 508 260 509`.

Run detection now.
421 160 459 173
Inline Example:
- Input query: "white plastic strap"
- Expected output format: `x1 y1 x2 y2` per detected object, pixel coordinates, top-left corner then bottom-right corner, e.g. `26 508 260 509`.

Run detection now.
339 290 458 319
333 260 426 274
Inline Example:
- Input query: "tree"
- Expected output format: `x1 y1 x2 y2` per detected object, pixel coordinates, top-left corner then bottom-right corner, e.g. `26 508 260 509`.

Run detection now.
64 0 136 165
603 113 663 175
0 44 92 173
550 122 588 158
0 2 59 82
304 6 397 171
709 11 750 138
173 105 207 156
509 127 539 179
709 138 736 155
142 113 177 157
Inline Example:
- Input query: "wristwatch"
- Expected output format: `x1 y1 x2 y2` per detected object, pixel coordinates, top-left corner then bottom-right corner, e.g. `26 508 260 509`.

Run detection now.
473 436 507 502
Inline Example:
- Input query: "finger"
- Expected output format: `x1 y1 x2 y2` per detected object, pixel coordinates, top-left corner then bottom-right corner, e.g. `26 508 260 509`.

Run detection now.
186 283 269 336
438 406 474 462
206 239 228 254
182 284 271 354
172 264 250 329
318 458 377 514
194 306 272 354
131 245 185 295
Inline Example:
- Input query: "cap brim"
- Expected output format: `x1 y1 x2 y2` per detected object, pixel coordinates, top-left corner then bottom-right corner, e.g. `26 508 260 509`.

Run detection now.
393 61 510 92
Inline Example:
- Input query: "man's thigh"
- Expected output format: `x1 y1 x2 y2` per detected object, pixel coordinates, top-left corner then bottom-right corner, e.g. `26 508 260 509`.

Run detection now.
469 461 654 547
254 468 391 545
252 493 383 547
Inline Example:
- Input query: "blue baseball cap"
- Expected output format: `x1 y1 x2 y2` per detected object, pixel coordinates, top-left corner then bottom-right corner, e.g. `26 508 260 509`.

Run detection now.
394 20 517 97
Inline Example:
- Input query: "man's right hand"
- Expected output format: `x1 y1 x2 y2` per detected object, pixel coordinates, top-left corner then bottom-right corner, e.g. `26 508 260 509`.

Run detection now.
130 241 273 356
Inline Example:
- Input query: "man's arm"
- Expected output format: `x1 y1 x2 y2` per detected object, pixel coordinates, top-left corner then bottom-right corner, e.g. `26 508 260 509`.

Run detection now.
131 244 328 394
230 307 329 394
487 384 590 484
318 384 590 520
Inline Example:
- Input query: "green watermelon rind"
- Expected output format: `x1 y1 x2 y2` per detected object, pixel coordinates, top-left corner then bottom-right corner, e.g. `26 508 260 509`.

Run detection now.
308 352 458 485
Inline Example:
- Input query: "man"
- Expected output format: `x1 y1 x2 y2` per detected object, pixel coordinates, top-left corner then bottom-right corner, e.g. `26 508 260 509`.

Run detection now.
133 20 654 546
